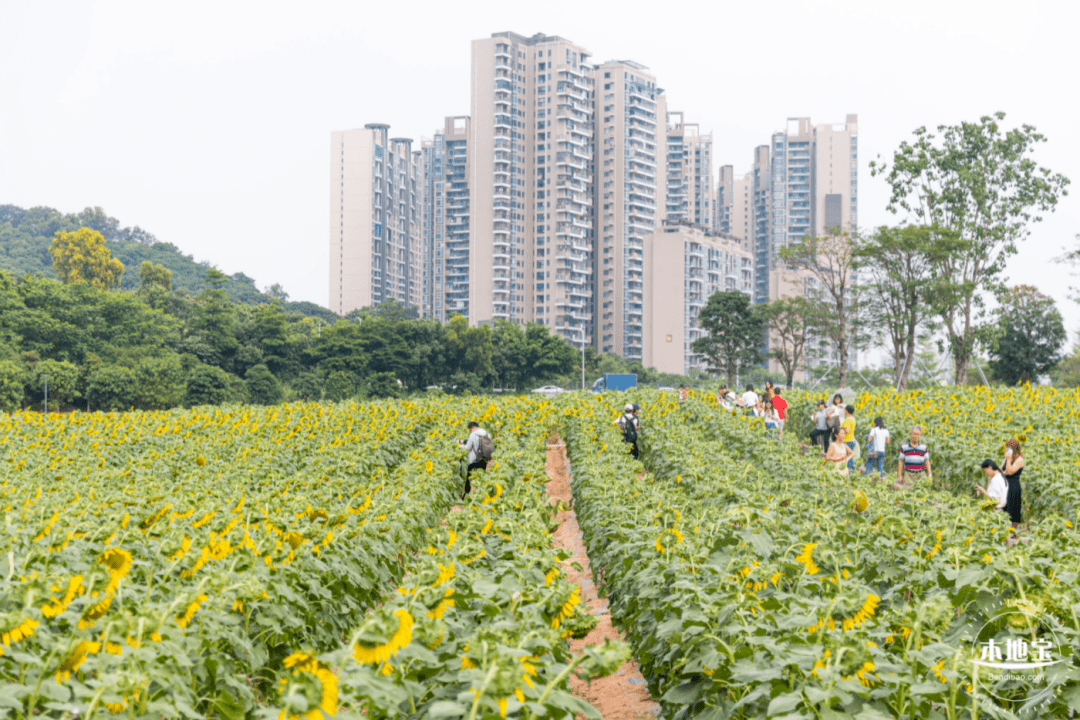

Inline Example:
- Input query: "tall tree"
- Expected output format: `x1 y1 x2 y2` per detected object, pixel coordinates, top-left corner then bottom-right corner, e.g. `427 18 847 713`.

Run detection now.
777 228 860 388
987 285 1066 385
690 291 765 386
855 225 955 392
189 268 240 369
871 113 1070 385
764 295 813 387
50 227 125 289
139 261 173 294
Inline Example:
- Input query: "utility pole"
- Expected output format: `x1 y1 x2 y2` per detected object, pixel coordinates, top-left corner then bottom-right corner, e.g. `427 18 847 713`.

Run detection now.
43 374 49 418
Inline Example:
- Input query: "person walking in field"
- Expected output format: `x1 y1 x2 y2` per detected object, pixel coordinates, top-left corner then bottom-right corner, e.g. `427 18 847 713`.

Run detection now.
893 425 933 490
459 421 494 500
840 404 857 473
770 388 788 440
809 400 830 452
615 403 640 460
863 416 890 482
824 427 854 476
1001 438 1024 530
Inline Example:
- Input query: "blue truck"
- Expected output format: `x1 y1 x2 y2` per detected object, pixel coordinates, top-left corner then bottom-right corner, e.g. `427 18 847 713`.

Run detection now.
590 374 638 392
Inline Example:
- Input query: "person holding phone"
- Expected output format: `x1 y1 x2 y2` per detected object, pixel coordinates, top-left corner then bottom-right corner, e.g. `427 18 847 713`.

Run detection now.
1001 439 1024 530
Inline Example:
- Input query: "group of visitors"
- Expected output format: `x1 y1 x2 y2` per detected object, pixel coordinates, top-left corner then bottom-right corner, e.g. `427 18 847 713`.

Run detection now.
808 392 1024 530
717 380 788 440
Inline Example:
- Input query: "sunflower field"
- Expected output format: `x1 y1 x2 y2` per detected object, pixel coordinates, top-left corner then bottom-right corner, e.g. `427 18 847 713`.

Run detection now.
5 387 1080 719
563 389 1080 719
0 397 622 719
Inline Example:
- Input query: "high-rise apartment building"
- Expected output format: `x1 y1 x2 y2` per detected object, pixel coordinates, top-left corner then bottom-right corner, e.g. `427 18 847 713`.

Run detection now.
468 32 595 350
717 165 754 245
664 113 713 228
330 124 422 315
591 59 663 361
643 221 753 375
421 117 471 322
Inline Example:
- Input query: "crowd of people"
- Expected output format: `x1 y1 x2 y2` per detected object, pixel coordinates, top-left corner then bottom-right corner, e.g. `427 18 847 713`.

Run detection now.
716 380 789 440
806 391 1024 532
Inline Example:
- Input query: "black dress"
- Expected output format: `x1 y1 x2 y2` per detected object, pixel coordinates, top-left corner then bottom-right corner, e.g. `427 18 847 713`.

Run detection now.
1003 465 1023 525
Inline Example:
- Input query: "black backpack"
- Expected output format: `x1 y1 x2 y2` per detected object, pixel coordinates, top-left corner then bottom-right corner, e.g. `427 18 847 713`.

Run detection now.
621 415 638 443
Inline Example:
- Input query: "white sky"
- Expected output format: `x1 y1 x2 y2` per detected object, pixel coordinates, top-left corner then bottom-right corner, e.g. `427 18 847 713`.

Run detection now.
2 0 1079 354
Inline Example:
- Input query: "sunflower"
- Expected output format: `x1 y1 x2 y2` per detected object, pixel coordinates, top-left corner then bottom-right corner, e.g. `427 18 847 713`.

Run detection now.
279 652 338 720
41 574 85 618
56 641 102 683
427 588 456 619
353 609 413 665
101 548 133 582
852 489 868 513
795 543 820 575
176 594 209 629
0 617 39 653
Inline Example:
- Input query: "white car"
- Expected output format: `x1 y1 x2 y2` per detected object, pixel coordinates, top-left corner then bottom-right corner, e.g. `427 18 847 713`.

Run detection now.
531 385 565 398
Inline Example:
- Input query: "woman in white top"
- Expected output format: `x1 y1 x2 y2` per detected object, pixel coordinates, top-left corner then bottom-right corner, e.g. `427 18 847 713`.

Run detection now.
763 400 781 439
753 395 766 418
976 459 1008 512
826 393 845 431
862 416 890 481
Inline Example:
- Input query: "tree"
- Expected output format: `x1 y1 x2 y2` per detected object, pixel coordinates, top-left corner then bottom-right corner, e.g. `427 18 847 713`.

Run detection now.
855 225 954 392
265 283 289 302
323 371 355 402
690 291 766 386
987 285 1066 385
871 113 1070 384
134 355 186 409
363 371 401 399
30 359 79 409
778 228 860 388
139 261 173 294
183 364 231 407
0 360 26 412
245 364 282 405
189 268 240 369
446 314 493 383
50 227 125 289
1051 342 1080 387
87 365 137 410
764 295 814 387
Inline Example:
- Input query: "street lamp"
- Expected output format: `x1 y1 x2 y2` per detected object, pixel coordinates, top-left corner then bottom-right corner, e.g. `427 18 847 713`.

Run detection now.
43 374 49 418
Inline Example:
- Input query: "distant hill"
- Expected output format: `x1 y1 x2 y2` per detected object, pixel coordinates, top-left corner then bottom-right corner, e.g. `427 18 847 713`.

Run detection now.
0 204 277 305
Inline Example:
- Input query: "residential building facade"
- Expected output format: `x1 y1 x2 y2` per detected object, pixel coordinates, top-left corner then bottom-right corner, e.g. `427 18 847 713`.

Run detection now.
665 113 713 228
330 124 422 315
591 59 663 361
643 220 754 375
468 32 596 351
421 116 471 322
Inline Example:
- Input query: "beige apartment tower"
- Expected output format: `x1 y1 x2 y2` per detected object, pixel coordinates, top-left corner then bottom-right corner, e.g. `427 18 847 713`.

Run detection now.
591 59 663 361
643 221 754 375
469 32 595 349
330 124 422 315
717 165 754 247
665 113 713 229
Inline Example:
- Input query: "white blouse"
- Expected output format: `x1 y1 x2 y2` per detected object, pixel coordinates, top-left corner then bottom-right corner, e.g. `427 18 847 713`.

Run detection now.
986 472 1008 509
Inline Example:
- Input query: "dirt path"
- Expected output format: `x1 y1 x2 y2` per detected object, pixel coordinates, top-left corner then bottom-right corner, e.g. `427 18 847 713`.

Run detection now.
545 440 660 720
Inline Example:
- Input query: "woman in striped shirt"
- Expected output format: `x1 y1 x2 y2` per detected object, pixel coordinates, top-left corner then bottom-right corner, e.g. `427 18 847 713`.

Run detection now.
893 425 934 490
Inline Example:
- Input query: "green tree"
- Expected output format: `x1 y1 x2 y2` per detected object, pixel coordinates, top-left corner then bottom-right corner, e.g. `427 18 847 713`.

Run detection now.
139 261 173 294
50 227 125 289
86 365 136 411
690 291 766 386
134 355 185 409
871 113 1070 384
446 314 493 383
245 364 282 405
855 225 953 392
778 228 860 388
184 364 232 407
189 268 240 369
0 360 27 412
289 373 323 402
987 285 1066 385
764 295 814 388
30 359 80 409
363 371 401 399
323 371 355 402
1051 342 1080 387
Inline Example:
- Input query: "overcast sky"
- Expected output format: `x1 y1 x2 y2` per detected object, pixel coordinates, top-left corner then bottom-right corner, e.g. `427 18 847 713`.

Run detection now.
2 0 1079 357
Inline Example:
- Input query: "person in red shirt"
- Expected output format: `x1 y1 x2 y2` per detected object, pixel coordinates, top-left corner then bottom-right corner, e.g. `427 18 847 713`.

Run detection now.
771 388 788 440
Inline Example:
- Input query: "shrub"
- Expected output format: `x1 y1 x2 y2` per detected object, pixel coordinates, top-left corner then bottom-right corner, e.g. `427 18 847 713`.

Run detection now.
87 365 137 411
245 364 282 405
184 364 231 407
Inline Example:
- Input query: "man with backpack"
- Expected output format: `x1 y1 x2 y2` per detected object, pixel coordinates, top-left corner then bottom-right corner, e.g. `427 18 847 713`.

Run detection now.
615 403 640 459
459 421 494 499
